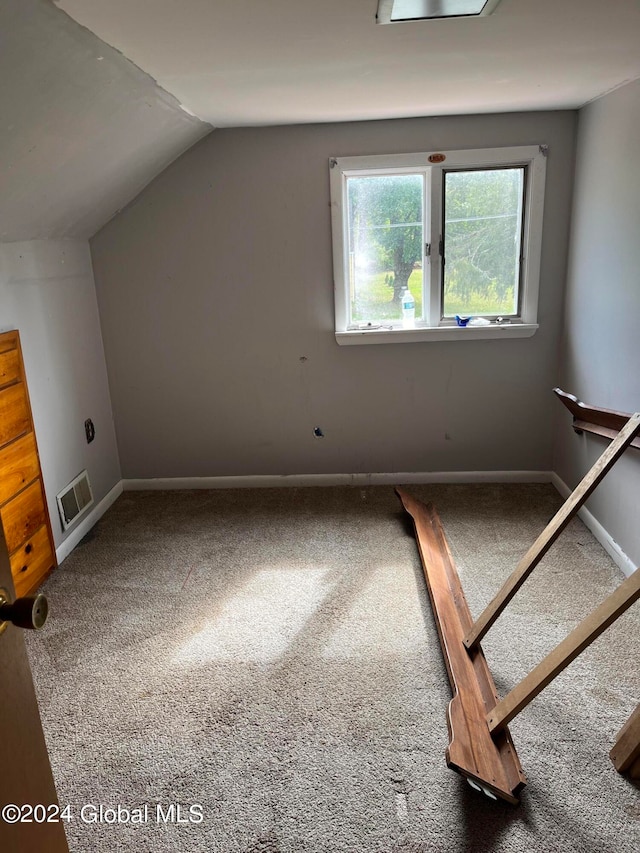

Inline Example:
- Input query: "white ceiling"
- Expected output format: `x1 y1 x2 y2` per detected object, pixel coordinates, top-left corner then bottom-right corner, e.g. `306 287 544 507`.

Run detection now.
56 0 640 127
4 0 639 242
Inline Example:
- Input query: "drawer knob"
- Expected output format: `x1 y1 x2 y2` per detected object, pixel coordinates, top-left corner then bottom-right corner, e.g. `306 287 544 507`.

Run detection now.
0 587 48 634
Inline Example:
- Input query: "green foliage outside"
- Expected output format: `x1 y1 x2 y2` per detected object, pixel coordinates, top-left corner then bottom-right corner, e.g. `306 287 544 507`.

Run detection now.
443 168 522 316
350 268 509 322
352 269 423 323
348 174 423 306
441 281 514 316
347 167 523 324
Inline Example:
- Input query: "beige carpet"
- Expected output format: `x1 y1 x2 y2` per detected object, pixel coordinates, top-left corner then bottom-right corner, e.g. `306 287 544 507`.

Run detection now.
26 484 639 852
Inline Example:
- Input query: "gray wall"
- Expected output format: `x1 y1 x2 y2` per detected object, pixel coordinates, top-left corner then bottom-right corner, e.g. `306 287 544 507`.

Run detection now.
91 111 577 480
0 240 121 548
554 79 640 567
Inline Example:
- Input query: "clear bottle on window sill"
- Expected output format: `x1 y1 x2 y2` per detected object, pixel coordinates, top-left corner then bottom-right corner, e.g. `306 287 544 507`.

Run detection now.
401 286 415 328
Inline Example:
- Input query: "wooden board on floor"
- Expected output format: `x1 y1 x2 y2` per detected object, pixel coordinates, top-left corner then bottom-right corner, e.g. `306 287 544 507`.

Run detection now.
396 488 526 804
610 703 640 779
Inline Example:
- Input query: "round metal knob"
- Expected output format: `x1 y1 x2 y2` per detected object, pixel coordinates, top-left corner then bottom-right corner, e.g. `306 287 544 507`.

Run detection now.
0 588 49 633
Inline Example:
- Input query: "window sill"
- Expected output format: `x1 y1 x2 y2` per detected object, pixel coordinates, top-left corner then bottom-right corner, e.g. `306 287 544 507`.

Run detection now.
335 323 539 345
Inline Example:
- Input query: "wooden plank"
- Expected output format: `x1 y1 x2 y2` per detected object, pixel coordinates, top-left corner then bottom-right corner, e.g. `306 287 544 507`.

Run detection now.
0 331 58 593
0 330 19 355
396 488 526 803
464 411 640 649
610 703 640 777
0 432 40 507
0 348 21 389
554 388 640 450
487 569 640 734
571 419 640 451
0 383 31 447
0 479 47 554
10 525 55 599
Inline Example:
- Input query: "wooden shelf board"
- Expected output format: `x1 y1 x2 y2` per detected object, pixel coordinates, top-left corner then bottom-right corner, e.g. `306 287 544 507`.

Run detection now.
554 388 640 450
396 487 526 804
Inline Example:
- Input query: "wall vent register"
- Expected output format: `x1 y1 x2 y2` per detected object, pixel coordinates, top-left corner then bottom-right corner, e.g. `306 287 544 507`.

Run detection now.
56 471 93 531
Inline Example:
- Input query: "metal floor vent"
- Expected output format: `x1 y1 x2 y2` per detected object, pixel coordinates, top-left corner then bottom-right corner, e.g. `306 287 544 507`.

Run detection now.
56 470 94 531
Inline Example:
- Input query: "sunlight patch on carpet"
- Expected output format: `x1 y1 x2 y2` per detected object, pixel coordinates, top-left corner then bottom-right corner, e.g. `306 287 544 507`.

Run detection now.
174 567 330 664
321 564 424 659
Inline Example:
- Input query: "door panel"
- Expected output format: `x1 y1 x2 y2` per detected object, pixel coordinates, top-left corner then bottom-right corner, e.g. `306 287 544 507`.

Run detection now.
10 526 54 599
1 480 46 555
0 384 30 447
0 529 69 852
0 434 39 506
0 349 20 388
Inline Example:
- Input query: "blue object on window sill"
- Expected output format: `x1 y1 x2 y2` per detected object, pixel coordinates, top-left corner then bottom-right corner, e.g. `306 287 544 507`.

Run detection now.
455 315 471 327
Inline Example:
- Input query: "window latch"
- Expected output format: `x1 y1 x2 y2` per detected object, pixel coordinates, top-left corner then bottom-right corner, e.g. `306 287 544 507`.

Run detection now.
425 242 431 258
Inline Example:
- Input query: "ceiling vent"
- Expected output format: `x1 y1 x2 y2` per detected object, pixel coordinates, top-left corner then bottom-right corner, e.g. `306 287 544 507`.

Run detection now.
56 470 94 531
377 0 503 23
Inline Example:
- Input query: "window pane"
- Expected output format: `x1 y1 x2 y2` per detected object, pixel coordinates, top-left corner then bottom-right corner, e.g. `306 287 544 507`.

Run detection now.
347 174 423 325
443 168 524 318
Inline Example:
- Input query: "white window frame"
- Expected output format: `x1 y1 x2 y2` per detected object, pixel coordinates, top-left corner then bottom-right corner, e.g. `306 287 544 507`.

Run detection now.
329 145 547 345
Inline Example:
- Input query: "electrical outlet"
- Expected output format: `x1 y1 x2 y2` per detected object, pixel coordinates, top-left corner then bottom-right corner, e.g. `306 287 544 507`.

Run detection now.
85 418 95 443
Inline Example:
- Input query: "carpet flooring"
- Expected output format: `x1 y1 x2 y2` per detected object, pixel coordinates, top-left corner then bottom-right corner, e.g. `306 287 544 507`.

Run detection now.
26 484 639 852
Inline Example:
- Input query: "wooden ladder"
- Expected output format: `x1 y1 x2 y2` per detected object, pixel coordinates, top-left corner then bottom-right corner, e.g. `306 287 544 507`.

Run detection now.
397 390 640 803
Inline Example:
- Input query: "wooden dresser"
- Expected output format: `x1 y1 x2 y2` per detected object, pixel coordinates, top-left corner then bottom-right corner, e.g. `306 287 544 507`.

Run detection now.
0 330 56 596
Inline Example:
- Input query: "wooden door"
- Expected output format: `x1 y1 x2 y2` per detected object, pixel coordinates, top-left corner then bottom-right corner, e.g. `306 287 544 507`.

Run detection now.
0 529 68 852
0 330 57 598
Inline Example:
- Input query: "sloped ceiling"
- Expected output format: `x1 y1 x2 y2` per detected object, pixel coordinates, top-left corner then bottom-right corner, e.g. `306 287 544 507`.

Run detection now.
3 0 640 241
56 0 640 127
0 0 210 241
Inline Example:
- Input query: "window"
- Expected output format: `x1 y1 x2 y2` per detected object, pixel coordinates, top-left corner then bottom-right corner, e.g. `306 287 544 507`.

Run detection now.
329 146 546 344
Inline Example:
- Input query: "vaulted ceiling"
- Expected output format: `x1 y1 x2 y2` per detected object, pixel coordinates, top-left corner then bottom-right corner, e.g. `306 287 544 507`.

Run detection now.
1 0 209 242
2 0 640 241
56 0 640 127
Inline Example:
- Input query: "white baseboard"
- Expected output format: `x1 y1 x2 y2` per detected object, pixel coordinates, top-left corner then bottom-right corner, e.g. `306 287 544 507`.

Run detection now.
55 480 124 565
52 470 637 580
550 473 636 577
52 471 553 563
123 470 553 491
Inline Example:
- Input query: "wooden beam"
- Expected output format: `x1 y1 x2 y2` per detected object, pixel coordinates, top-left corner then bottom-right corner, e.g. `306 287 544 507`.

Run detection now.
396 488 526 804
610 703 640 778
554 388 640 450
464 412 640 650
487 569 640 734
